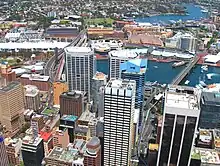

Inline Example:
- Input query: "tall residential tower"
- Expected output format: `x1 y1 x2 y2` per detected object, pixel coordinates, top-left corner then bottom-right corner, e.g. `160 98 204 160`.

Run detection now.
65 47 96 99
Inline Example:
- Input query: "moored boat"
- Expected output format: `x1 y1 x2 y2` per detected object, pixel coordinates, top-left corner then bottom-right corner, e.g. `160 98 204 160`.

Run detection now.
172 61 186 68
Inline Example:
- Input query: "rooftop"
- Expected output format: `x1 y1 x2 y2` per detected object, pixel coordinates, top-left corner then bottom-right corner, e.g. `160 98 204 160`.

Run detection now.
92 72 107 81
165 85 199 110
65 46 92 54
109 49 138 59
47 146 83 163
24 85 39 97
41 108 59 116
191 147 220 164
201 91 220 105
22 136 42 147
0 81 20 92
106 79 136 90
61 91 87 99
21 74 49 82
120 59 147 74
78 111 95 123
61 115 78 122
40 131 52 142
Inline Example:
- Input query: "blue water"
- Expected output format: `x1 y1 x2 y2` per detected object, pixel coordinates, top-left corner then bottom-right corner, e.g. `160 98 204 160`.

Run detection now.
97 60 220 87
135 4 207 24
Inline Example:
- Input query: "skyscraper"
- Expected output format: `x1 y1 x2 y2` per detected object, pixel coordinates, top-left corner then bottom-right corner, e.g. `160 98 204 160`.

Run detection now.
91 72 107 115
0 135 9 166
121 59 147 126
109 50 138 79
0 81 25 137
65 47 96 99
104 79 136 166
157 85 200 166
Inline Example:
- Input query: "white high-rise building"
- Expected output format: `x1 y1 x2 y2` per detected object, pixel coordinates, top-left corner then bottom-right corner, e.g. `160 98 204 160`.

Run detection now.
65 47 96 99
104 79 136 166
109 50 138 79
157 85 200 166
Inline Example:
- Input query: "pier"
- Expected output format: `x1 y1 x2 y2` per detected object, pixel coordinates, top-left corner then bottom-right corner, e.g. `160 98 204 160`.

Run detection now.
171 56 200 85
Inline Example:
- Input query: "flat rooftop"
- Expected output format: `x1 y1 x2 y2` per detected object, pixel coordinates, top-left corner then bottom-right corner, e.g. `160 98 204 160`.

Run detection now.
65 47 92 54
21 74 49 82
201 91 220 105
0 81 20 92
106 79 136 91
61 91 86 99
92 72 107 81
165 85 199 110
191 147 220 164
61 115 78 122
78 111 95 123
41 108 59 116
109 49 138 59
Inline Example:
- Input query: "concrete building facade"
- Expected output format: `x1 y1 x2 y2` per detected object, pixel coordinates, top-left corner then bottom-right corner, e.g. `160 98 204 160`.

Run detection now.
104 79 136 166
65 47 96 99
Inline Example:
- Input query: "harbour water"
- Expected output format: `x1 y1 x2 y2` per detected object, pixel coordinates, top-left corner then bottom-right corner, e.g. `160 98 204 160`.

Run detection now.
97 60 220 87
96 4 219 87
135 4 207 24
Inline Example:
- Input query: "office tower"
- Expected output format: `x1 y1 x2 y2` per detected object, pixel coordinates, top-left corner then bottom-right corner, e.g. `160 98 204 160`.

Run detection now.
59 115 77 143
0 81 25 137
0 135 9 166
0 64 16 83
109 50 138 79
84 137 101 166
199 91 220 129
24 85 41 111
60 91 87 116
65 47 96 99
157 85 200 166
53 127 70 148
91 72 107 115
121 59 147 126
21 136 45 166
53 81 68 105
104 79 136 166
5 137 22 166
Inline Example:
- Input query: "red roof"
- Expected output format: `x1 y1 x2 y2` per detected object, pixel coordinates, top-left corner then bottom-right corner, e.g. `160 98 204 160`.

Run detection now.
40 131 52 142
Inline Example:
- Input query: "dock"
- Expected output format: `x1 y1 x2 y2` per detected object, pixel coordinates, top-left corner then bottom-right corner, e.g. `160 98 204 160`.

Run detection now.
171 56 200 85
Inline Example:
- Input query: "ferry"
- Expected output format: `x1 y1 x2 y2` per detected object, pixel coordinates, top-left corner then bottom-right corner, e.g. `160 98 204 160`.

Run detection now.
172 61 186 68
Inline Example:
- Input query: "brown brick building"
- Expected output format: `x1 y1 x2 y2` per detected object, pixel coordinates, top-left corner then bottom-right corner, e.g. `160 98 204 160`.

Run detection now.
84 137 101 166
60 91 87 116
20 74 50 91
